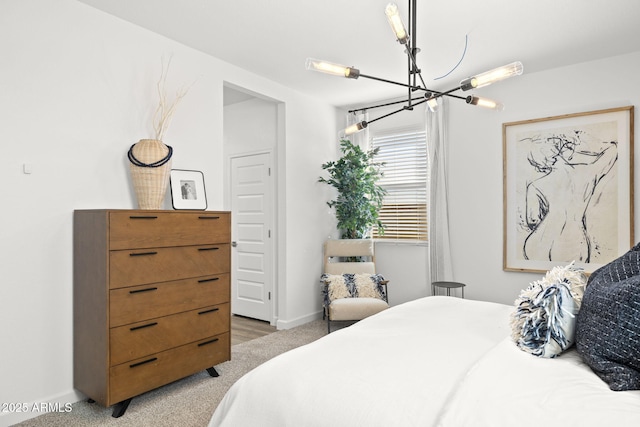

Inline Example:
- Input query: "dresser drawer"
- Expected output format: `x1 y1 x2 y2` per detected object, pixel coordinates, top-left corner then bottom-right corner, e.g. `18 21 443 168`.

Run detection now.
110 274 230 327
110 303 230 365
109 244 230 289
109 332 230 405
109 211 230 250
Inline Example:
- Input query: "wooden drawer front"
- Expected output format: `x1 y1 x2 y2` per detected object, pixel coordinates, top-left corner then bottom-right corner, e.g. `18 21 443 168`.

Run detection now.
109 211 230 250
109 332 230 405
110 274 230 327
110 303 230 366
109 244 230 289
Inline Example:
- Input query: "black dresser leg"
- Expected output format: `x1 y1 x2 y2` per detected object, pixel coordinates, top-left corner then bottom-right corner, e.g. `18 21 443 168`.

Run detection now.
112 398 132 418
206 367 219 377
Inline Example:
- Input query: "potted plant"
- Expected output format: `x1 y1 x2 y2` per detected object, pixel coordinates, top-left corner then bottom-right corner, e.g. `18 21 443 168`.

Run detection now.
319 139 386 239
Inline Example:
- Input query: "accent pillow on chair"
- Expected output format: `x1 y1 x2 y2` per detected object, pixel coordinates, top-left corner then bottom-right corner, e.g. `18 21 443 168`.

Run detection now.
575 243 640 391
321 273 387 305
510 263 587 358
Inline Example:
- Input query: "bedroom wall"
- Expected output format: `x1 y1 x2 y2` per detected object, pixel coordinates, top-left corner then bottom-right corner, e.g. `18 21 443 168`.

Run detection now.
0 0 337 425
224 96 278 155
447 51 640 305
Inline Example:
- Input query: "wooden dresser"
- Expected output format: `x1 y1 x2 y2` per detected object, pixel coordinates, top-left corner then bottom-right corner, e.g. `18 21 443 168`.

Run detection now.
73 209 231 417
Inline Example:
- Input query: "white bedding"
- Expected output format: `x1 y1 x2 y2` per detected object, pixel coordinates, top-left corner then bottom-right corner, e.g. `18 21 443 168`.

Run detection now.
437 338 640 426
210 297 512 427
209 296 640 427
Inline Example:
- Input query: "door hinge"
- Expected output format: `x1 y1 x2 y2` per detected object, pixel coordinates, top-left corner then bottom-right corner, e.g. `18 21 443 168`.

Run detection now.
268 229 271 238
268 167 271 176
268 291 271 300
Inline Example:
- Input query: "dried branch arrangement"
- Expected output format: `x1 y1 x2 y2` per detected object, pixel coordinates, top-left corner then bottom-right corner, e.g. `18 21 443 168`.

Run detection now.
153 56 193 141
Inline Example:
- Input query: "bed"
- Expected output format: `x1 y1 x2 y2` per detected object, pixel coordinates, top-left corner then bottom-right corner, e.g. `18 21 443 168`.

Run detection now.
208 296 640 426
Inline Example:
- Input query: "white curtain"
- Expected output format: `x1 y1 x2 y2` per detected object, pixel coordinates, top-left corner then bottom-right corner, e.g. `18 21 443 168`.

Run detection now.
345 111 370 150
426 98 454 287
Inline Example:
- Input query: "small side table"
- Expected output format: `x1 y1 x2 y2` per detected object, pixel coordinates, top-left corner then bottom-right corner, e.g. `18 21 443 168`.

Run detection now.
432 281 466 298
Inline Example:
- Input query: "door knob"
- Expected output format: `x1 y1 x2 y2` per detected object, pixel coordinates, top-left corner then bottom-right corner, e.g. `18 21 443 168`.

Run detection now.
231 241 237 247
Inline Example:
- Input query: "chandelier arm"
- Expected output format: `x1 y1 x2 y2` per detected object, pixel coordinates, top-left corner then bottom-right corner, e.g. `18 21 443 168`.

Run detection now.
441 93 467 100
405 98 428 109
359 73 423 91
351 99 430 131
349 85 468 114
426 86 467 100
349 97 420 114
366 106 414 125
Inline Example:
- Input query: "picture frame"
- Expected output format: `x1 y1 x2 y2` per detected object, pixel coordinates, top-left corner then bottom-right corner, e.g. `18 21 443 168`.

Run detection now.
503 106 634 273
169 169 208 210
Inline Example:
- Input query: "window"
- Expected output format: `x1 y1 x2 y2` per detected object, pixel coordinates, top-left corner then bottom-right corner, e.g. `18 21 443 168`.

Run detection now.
371 129 428 241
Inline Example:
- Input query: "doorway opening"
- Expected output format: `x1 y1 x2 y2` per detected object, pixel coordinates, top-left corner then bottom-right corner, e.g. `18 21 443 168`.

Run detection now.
223 83 281 325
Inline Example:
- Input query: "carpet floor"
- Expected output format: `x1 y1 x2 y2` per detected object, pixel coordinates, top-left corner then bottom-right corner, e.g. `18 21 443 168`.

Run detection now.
14 319 333 427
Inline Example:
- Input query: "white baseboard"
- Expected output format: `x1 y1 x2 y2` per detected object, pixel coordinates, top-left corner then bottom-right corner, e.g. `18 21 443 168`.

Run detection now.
275 310 323 330
0 389 84 427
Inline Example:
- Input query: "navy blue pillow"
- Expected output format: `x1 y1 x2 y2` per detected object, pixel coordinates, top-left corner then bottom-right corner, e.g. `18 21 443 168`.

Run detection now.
575 243 640 391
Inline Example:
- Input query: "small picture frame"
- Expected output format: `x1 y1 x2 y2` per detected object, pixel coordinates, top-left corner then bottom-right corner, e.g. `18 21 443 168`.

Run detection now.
170 169 207 210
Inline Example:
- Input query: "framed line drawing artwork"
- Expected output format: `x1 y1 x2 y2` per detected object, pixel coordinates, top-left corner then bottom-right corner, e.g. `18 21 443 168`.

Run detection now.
503 106 634 273
170 169 208 210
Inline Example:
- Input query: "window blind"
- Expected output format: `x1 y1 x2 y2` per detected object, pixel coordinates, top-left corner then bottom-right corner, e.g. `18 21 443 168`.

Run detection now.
371 130 428 241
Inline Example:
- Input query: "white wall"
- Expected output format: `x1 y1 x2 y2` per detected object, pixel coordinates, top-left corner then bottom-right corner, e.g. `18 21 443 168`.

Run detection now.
0 0 337 424
375 242 429 305
224 96 278 156
447 51 640 305
281 104 340 326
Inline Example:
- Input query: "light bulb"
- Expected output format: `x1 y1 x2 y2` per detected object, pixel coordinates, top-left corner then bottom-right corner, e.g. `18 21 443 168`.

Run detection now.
465 95 504 111
305 58 360 79
426 99 438 112
424 92 439 112
460 62 524 91
343 121 368 136
385 3 409 44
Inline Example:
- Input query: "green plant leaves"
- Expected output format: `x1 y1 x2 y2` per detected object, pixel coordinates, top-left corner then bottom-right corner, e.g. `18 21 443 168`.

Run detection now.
319 139 386 239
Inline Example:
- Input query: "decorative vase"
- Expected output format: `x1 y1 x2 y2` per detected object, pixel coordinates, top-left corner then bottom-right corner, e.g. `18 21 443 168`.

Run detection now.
128 139 173 210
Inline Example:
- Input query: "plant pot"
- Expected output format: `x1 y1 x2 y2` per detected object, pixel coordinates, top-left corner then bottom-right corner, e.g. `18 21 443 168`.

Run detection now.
128 139 173 210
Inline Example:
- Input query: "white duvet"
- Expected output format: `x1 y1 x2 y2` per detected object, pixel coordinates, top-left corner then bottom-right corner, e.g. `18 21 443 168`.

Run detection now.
209 296 640 427
437 338 640 426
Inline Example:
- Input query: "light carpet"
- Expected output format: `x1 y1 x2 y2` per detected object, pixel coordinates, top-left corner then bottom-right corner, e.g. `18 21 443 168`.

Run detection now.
14 319 333 427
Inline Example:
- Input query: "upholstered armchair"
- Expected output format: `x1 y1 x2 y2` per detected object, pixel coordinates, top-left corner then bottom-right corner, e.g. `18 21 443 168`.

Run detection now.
321 239 389 333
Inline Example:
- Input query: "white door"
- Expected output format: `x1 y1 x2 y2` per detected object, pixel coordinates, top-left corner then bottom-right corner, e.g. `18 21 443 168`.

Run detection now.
230 153 274 322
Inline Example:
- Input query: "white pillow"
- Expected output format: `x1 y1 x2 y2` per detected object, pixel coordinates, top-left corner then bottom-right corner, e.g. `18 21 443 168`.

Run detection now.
510 263 586 358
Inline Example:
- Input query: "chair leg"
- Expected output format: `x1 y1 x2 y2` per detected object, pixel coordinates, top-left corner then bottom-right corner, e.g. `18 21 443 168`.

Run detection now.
327 317 331 333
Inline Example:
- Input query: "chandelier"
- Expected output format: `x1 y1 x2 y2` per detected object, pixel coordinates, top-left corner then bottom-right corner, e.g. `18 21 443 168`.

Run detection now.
305 0 523 135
